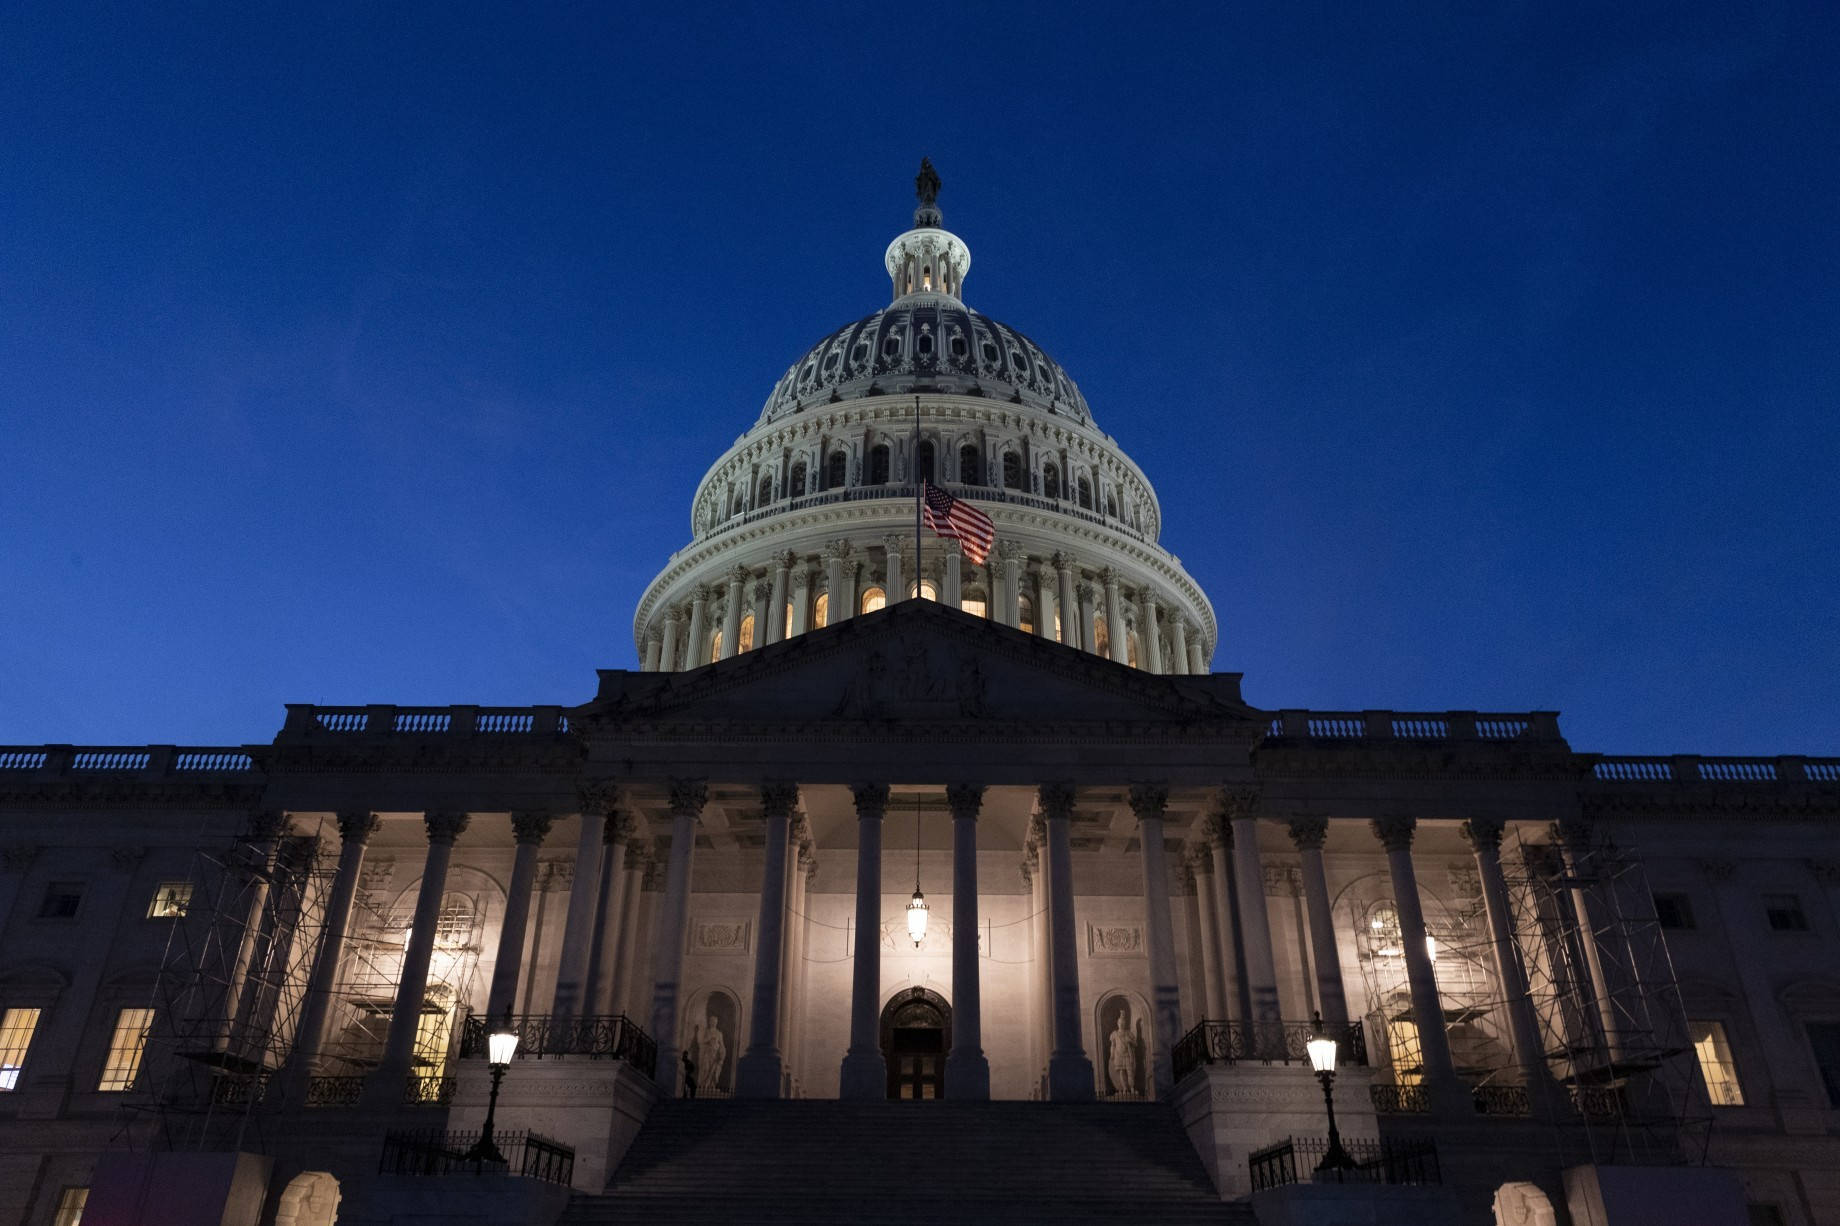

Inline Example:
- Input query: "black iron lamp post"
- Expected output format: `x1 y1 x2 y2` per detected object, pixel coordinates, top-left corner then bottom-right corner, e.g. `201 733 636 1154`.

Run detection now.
1306 1013 1359 1176
462 1028 519 1165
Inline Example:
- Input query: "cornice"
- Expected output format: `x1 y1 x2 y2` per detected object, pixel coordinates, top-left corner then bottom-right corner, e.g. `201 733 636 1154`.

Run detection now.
0 781 268 810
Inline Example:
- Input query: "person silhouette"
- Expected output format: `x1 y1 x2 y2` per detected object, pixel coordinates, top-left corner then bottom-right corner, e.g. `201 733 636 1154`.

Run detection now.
681 1044 698 1098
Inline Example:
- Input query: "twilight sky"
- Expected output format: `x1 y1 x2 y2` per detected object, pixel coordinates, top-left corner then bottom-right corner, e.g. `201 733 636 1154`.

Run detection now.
2 4 1836 754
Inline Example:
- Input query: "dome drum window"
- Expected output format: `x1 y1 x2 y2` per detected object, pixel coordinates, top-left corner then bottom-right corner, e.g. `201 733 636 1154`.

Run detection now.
827 451 847 490
869 445 891 485
959 445 981 487
1002 452 1023 491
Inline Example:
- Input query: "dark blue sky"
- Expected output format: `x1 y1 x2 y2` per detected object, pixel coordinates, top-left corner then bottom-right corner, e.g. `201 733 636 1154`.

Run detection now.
3 4 1836 754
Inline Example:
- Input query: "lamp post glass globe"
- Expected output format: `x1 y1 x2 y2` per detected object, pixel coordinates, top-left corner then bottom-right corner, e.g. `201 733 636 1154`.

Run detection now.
1306 1035 1338 1075
487 1029 519 1067
464 1030 520 1166
1306 1025 1358 1176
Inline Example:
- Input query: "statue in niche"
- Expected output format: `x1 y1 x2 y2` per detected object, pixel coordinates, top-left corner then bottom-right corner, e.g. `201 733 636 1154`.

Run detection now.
1100 994 1146 1098
698 1014 727 1093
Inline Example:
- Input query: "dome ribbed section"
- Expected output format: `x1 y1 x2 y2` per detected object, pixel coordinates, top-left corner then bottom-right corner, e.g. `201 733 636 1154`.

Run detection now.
756 296 1092 427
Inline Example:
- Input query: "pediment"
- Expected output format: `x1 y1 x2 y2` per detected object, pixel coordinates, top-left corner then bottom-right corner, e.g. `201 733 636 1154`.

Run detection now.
581 601 1262 731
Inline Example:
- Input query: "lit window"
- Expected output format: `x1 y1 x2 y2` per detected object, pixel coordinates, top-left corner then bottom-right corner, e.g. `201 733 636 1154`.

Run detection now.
1765 894 1809 932
1385 1017 1423 1085
1018 596 1035 635
709 631 722 663
1127 632 1139 668
433 894 475 945
0 1007 43 1090
813 593 829 629
961 598 987 619
1093 616 1110 658
38 882 83 920
99 1008 154 1091
860 587 886 614
413 1005 454 1078
739 613 756 653
784 600 795 633
912 580 938 601
52 1188 88 1226
147 882 192 918
1690 1020 1744 1106
1652 892 1695 930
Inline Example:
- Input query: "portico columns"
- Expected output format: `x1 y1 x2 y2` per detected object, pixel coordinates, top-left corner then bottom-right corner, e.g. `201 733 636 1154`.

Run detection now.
651 779 708 1087
720 566 747 659
1222 790 1282 1039
1371 813 1467 1113
1101 569 1128 664
1463 817 1564 1117
825 542 853 622
659 609 682 671
751 581 772 648
1188 637 1206 675
1037 560 1059 640
997 542 1022 628
1040 782 1096 1100
1054 553 1078 646
1168 615 1190 676
1285 816 1350 1029
767 552 792 642
1129 783 1182 1097
882 535 905 604
486 811 552 1022
1076 582 1099 655
943 540 963 607
1187 847 1228 1018
738 783 799 1096
1553 816 1626 1065
790 569 812 635
585 813 634 1015
1206 822 1249 1020
642 634 662 672
288 809 378 1083
369 810 470 1100
686 588 710 667
551 791 610 1019
840 783 889 1098
608 847 648 1015
1140 591 1163 674
945 783 990 1099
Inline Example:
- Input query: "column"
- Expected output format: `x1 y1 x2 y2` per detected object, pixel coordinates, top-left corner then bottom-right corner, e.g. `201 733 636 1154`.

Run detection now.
686 587 710 666
551 793 610 1019
1101 569 1128 663
1040 782 1096 1100
608 847 648 1016
789 847 816 1087
1037 560 1059 641
777 828 806 1082
720 566 747 659
1019 854 1043 1090
642 633 663 672
369 810 469 1099
1129 783 1182 1096
1054 553 1079 646
651 779 707 1087
1552 816 1625 1065
943 540 963 607
1222 790 1281 1034
1207 821 1249 1020
945 783 990 1098
1075 582 1098 655
586 814 634 1015
288 810 379 1083
825 542 852 622
840 560 859 621
1187 847 1228 1017
997 542 1022 627
1140 591 1163 673
1188 637 1206 675
881 535 905 604
486 811 552 1022
738 783 799 1096
1370 813 1467 1112
1284 816 1349 1029
840 783 889 1098
1168 614 1189 676
223 811 291 1052
1462 817 1564 1116
659 609 683 671
790 568 812 635
751 580 772 648
767 551 792 642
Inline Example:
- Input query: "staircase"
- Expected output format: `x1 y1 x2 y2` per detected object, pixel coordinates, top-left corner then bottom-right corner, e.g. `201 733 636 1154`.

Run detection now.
558 1099 1256 1225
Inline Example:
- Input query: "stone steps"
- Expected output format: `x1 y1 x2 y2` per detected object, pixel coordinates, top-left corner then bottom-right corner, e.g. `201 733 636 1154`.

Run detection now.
557 1099 1254 1225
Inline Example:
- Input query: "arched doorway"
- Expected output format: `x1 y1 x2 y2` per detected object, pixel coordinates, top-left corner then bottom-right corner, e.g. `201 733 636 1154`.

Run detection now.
880 987 951 1100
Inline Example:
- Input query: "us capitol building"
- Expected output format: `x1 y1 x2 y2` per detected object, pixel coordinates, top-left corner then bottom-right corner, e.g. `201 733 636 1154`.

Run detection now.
1 165 1836 1226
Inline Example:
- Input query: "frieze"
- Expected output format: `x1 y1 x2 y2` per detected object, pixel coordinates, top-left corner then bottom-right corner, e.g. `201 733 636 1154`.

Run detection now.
689 918 752 955
0 780 267 809
1087 923 1143 957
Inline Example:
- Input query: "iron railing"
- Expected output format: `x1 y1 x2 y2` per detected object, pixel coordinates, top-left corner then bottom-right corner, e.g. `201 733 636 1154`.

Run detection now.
305 1075 365 1108
1369 1082 1432 1114
460 1013 656 1079
1473 1083 1532 1117
1571 1084 1626 1120
403 1075 456 1106
1172 1019 1367 1082
379 1129 574 1186
1249 1136 1440 1191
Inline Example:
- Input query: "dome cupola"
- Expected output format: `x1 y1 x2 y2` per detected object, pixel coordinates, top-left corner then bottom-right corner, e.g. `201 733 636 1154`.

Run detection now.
884 157 971 301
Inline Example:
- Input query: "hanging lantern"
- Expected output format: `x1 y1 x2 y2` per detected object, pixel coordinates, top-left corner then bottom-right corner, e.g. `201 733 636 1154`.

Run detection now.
907 886 929 946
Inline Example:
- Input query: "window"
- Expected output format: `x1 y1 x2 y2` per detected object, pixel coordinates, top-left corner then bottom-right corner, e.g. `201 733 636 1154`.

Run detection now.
0 1008 43 1090
789 462 807 498
961 596 988 619
916 441 937 485
38 882 83 920
434 894 475 945
1042 463 1060 500
1093 615 1110 658
99 1007 154 1091
826 451 847 489
147 882 192 918
1765 894 1809 931
1807 1021 1840 1107
812 593 829 629
52 1188 88 1226
1127 631 1139 668
1652 891 1694 930
738 613 756 653
784 600 795 633
709 630 722 662
1689 1020 1744 1105
1105 494 1118 519
1385 1017 1423 1085
958 444 981 486
1018 595 1035 635
912 580 939 601
869 445 890 485
860 587 886 614
1076 476 1093 509
1002 452 1023 490
756 475 772 506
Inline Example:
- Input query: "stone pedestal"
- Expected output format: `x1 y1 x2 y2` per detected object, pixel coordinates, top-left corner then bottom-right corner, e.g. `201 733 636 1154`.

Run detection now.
1176 1063 1380 1201
448 1058 661 1193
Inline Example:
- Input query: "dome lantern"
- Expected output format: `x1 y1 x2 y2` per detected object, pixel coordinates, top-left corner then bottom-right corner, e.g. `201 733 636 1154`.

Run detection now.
886 158 971 302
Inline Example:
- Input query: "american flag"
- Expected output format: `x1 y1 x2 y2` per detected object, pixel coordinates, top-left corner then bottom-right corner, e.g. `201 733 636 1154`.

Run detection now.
921 482 996 565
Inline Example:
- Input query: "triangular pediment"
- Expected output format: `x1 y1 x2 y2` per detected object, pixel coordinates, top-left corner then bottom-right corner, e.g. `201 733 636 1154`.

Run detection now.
581 601 1261 730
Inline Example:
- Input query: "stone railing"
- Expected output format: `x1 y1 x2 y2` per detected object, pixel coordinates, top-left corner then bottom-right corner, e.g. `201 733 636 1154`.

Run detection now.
278 705 571 741
1591 755 1840 784
0 745 259 780
697 481 1151 547
1172 1019 1367 1082
1261 710 1563 743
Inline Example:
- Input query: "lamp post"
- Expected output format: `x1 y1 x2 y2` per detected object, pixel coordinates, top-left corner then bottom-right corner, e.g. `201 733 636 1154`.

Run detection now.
463 1028 519 1166
1306 1014 1358 1176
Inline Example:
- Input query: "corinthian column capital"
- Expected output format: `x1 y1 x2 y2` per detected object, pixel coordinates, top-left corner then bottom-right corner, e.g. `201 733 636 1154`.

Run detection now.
1370 813 1417 852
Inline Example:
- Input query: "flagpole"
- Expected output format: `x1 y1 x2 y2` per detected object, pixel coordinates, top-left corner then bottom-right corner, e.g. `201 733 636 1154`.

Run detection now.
913 395 922 602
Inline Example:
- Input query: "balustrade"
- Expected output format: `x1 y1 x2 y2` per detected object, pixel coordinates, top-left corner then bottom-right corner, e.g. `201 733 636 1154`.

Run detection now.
460 1012 657 1079
1171 1019 1367 1082
379 1128 575 1186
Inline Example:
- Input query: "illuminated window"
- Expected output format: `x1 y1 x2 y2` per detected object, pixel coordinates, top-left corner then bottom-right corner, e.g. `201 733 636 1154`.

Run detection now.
1127 631 1139 668
1093 615 1109 658
784 600 794 632
1018 595 1035 635
738 614 756 653
433 894 475 945
413 1004 454 1077
1042 463 1060 500
1385 1017 1423 1085
38 882 83 920
860 587 886 614
911 580 939 601
0 1008 42 1090
52 1188 87 1226
147 882 192 918
99 1008 154 1091
1053 610 1063 642
1690 1020 1744 1106
961 597 987 619
813 593 829 629
709 631 722 662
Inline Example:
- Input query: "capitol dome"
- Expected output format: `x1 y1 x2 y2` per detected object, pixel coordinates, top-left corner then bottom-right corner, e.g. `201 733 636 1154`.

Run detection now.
633 161 1216 675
